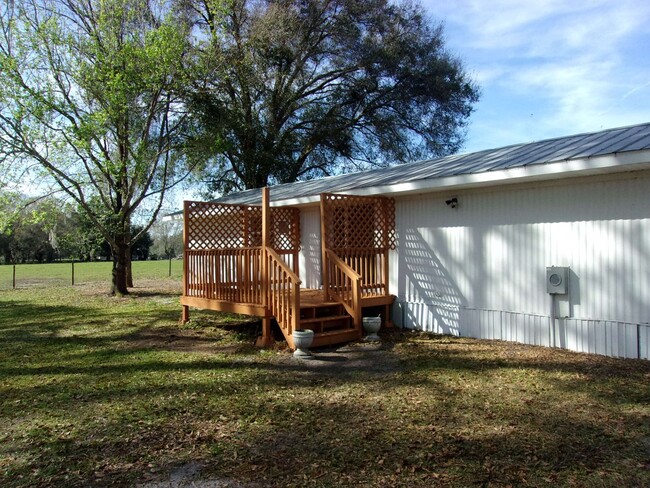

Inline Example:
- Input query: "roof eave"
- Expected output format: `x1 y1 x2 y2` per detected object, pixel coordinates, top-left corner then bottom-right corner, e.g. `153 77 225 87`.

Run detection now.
271 149 650 206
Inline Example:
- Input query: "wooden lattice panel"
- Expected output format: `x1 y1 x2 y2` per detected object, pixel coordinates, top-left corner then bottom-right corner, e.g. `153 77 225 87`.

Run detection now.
270 207 301 252
244 206 263 247
321 193 396 251
186 201 245 249
185 201 300 252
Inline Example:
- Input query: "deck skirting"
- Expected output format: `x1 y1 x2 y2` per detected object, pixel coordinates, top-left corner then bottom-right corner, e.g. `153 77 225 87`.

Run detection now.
180 296 268 317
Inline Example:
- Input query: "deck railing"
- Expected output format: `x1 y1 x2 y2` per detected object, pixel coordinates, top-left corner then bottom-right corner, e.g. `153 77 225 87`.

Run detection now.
324 249 362 329
185 247 263 304
265 248 301 336
332 248 388 298
185 247 301 332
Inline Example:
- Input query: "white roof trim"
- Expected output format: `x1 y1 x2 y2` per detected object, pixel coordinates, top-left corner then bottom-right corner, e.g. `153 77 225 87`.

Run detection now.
270 149 650 207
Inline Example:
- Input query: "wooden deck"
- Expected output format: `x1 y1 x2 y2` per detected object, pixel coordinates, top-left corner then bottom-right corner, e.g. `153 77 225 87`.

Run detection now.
181 188 396 350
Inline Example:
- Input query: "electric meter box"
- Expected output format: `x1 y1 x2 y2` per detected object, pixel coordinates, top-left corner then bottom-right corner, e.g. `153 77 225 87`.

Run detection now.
546 266 569 294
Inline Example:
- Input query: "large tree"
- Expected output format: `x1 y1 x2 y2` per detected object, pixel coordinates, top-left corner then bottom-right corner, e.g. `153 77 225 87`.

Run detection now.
0 0 195 294
187 0 479 193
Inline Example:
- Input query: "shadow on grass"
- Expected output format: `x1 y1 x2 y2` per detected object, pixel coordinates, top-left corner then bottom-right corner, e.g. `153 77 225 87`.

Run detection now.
128 288 182 299
200 402 638 487
0 300 98 331
2 297 649 487
0 300 185 360
4 323 649 410
11 369 645 487
397 335 650 406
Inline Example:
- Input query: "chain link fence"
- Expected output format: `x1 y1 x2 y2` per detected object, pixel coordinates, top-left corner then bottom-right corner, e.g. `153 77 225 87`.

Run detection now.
0 260 183 290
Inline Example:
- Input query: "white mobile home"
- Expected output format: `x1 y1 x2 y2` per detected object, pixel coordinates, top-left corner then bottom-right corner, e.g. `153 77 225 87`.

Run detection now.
184 123 650 359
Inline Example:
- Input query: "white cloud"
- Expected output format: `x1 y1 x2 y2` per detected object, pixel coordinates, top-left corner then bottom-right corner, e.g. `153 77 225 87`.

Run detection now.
432 0 649 52
622 82 650 100
421 0 650 150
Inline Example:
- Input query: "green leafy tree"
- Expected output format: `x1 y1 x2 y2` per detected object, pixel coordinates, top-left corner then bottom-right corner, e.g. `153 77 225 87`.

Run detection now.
0 191 22 244
0 194 59 263
8 218 56 263
130 225 153 260
187 0 479 193
56 202 107 261
0 0 196 294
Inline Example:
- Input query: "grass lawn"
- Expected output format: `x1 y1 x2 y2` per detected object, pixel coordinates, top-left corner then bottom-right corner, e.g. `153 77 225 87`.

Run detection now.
1 281 650 487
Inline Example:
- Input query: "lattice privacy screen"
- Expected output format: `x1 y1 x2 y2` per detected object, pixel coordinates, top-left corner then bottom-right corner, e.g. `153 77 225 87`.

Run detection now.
269 207 300 251
185 201 300 252
321 193 396 250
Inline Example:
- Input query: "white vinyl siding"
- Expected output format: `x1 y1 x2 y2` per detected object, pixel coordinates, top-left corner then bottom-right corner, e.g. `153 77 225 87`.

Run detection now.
294 171 650 358
299 205 322 289
389 171 650 359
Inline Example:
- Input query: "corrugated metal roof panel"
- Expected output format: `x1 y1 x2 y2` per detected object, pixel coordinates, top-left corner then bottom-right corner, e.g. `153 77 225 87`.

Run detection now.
566 126 639 158
498 139 565 169
588 124 650 155
625 131 650 151
210 122 650 205
533 133 604 164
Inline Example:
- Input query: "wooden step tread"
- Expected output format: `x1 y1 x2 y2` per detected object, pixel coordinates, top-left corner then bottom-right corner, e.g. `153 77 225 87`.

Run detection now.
300 315 350 325
309 327 362 348
310 327 357 337
300 302 341 309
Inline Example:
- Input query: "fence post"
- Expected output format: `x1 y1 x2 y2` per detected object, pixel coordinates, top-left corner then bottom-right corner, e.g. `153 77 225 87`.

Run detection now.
168 256 172 277
13 264 16 289
71 261 75 286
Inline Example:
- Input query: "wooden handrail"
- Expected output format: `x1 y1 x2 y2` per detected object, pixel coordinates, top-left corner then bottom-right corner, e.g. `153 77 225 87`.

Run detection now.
328 247 388 298
325 249 361 280
324 249 362 330
265 247 302 336
266 247 301 284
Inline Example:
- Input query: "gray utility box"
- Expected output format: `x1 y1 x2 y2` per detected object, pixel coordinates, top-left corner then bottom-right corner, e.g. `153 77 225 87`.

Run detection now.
546 266 569 294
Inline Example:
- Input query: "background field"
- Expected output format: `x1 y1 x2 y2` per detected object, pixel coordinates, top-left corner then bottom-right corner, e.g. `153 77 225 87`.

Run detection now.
0 260 183 290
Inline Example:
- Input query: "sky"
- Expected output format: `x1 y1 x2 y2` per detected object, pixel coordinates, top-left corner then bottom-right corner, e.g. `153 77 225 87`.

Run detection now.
421 0 650 154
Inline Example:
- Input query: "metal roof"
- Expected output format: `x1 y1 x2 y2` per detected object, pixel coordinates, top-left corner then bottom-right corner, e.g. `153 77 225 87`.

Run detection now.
210 122 650 206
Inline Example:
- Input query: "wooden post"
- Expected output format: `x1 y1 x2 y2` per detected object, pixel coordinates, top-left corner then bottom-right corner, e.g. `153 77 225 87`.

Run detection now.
13 264 16 290
384 303 393 329
262 187 269 301
320 194 328 298
256 187 274 348
382 197 393 327
71 261 75 286
168 256 172 277
181 201 190 323
243 204 249 246
291 281 300 335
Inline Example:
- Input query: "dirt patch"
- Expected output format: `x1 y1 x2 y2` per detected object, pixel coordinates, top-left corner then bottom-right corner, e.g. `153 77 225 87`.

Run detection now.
124 319 404 371
138 461 259 488
275 339 403 377
124 326 256 355
136 335 404 488
76 279 182 298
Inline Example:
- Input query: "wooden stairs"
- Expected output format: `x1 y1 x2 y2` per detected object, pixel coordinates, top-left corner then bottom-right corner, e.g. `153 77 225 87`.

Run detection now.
296 290 361 348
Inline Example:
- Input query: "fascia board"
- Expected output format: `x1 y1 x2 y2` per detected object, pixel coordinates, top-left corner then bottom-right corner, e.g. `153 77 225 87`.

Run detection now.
272 149 650 206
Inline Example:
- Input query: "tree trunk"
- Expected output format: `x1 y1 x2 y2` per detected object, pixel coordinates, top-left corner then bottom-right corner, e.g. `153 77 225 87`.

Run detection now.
126 245 133 288
111 236 129 296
